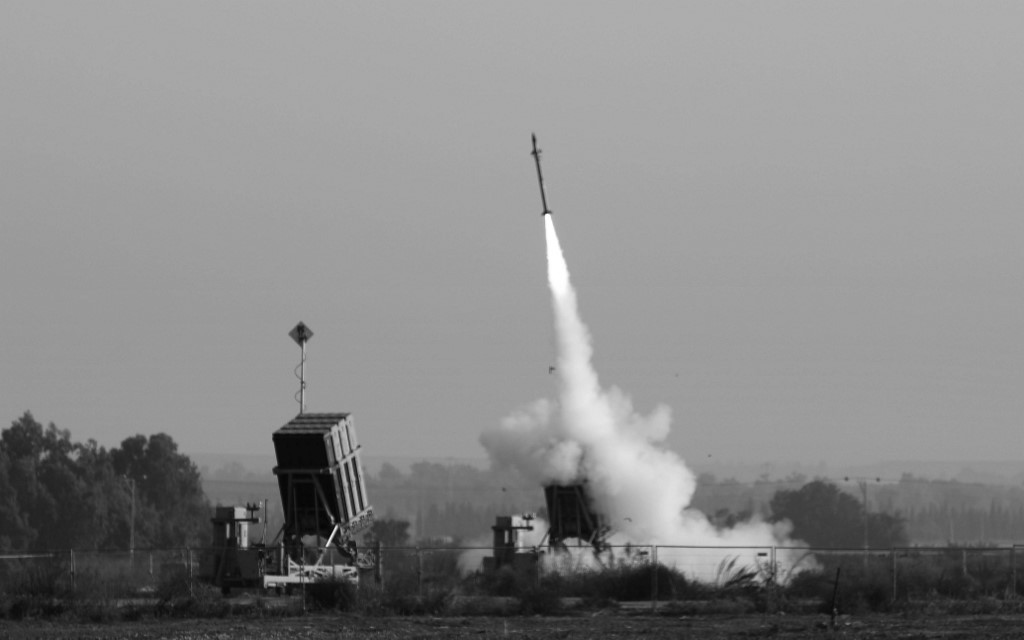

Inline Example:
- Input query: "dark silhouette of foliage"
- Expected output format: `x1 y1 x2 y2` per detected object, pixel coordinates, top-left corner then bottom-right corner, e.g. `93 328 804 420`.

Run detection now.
111 432 208 548
0 447 34 552
367 518 412 548
0 411 209 551
770 480 907 548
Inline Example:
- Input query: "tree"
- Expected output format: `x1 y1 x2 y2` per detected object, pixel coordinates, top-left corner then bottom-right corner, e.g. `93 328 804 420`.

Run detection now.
0 412 84 550
111 433 209 548
769 480 907 548
0 412 130 550
69 439 126 549
0 447 33 552
366 518 411 548
0 412 211 551
377 462 404 484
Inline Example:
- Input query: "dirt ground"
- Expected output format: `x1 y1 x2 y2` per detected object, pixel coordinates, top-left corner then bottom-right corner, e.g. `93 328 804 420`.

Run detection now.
5 613 1024 639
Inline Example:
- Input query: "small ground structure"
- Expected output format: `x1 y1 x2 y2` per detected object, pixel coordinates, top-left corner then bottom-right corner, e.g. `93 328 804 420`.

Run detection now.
484 514 537 571
209 504 262 591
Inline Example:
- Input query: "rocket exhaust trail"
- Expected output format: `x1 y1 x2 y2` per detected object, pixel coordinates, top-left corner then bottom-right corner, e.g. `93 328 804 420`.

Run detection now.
536 134 594 409
544 214 604 441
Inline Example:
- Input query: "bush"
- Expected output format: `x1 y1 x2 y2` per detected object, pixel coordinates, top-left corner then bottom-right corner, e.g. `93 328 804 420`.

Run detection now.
155 565 195 602
551 563 692 602
305 577 357 611
782 560 892 614
497 567 531 597
518 582 562 615
0 559 74 620
352 577 453 616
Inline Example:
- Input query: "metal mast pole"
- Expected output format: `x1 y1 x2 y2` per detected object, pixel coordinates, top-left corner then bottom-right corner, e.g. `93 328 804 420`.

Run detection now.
845 475 880 569
300 339 307 414
129 477 135 568
290 322 314 415
860 481 868 558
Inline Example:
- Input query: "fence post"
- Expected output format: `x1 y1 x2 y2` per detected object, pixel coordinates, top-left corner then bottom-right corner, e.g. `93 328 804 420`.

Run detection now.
374 541 383 587
416 547 423 597
70 549 76 593
536 545 544 586
769 547 777 612
188 548 194 599
650 546 658 612
890 548 896 604
1012 546 1017 599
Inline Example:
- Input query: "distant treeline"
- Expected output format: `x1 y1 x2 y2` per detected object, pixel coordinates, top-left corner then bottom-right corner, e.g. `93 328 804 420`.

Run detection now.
691 472 1024 545
370 461 539 542
201 458 1024 547
0 412 210 552
365 466 1024 546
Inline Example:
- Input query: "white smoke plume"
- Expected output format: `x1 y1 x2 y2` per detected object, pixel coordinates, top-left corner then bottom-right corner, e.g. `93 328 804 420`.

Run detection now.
480 215 809 581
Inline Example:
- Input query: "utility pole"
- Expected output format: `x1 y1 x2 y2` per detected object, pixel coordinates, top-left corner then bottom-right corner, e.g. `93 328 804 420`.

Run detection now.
845 476 880 568
123 476 136 568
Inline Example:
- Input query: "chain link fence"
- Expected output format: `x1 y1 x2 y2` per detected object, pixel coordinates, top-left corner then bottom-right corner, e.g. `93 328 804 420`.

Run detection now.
0 548 203 602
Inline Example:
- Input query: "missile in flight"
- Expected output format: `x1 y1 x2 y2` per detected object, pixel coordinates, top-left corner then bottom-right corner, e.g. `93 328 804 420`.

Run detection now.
531 133 552 216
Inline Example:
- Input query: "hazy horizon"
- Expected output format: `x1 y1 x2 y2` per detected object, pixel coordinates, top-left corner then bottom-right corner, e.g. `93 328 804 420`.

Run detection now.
192 450 1024 486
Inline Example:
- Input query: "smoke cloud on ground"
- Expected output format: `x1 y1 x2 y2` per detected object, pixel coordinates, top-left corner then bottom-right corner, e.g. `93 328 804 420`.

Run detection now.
480 215 808 581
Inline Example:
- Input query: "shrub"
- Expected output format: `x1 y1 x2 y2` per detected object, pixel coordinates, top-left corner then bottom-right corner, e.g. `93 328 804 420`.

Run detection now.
155 564 195 602
305 576 357 611
552 563 691 602
781 559 892 614
518 582 562 615
476 564 538 598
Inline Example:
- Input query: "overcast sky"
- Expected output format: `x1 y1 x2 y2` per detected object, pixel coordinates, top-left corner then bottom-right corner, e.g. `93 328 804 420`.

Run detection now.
3 2 1023 466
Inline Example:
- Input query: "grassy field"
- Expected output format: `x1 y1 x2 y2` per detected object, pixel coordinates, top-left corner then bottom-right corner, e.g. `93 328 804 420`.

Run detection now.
8 549 1024 638
7 612 1024 639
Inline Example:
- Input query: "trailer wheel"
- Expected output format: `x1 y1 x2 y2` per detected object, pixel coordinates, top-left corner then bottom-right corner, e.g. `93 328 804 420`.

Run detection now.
221 585 231 596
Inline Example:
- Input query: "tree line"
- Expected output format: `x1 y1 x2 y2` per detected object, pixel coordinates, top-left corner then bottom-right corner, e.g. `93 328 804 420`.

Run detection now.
11 410 1022 552
694 472 1024 546
364 462 913 548
365 464 1024 548
0 412 209 552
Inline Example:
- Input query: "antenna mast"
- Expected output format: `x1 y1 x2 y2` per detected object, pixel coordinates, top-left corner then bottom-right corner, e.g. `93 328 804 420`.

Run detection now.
289 322 314 414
